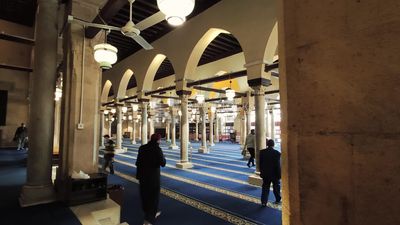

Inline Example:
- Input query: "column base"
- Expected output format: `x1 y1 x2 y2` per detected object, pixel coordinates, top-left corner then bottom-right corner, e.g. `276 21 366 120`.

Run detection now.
169 145 178 150
198 146 209 153
131 140 136 144
210 143 215 146
19 183 56 207
115 148 127 154
175 162 193 169
248 174 263 186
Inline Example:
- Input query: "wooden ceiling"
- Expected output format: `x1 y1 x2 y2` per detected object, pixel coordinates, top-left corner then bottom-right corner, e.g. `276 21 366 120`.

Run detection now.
0 0 37 27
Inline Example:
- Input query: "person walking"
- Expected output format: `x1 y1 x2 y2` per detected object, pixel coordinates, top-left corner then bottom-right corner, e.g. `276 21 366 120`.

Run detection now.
259 139 281 207
136 133 166 225
14 123 28 150
103 135 115 174
244 129 256 167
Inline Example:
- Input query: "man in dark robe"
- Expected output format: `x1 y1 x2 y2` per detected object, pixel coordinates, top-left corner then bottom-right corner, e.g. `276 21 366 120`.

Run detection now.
259 139 281 207
136 133 166 225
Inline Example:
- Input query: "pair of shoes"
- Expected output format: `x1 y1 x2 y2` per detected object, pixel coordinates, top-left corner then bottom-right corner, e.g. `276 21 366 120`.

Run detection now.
155 211 162 218
261 203 267 207
274 200 281 204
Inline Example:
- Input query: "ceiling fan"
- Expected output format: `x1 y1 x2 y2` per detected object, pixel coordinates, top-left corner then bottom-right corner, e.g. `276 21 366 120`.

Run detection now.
68 0 166 50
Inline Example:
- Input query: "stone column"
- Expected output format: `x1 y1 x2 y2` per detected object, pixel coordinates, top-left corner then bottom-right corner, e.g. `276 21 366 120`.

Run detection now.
246 108 252 135
270 108 275 141
20 0 58 207
138 119 142 141
266 106 271 139
248 85 268 186
108 116 112 136
131 117 136 144
99 110 105 148
209 111 215 146
198 105 208 153
240 109 247 146
169 107 178 149
53 98 61 154
195 115 199 141
215 115 220 143
116 106 122 149
148 112 154 136
166 119 171 142
140 101 148 144
176 93 193 169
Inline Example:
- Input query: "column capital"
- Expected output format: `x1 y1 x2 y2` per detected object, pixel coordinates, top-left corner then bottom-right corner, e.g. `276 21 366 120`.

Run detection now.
251 85 269 94
247 78 271 88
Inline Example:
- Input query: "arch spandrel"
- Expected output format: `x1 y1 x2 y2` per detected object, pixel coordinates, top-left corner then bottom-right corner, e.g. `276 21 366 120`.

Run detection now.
116 69 134 99
141 54 167 92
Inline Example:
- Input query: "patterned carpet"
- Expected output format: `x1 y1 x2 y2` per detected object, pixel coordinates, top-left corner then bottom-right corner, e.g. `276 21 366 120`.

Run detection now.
102 140 282 225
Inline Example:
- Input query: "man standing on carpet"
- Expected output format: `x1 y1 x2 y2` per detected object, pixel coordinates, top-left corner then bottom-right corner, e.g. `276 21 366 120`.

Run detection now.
244 129 256 167
136 133 166 225
259 139 281 207
14 123 28 150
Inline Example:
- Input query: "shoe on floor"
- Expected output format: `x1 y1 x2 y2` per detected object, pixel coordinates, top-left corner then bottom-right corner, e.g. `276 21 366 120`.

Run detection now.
261 203 267 207
274 200 281 204
247 164 251 168
156 211 162 218
143 220 152 225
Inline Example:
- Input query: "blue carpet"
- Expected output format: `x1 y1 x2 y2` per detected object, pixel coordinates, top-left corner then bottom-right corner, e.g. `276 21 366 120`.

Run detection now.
110 156 282 225
0 149 81 225
108 174 232 225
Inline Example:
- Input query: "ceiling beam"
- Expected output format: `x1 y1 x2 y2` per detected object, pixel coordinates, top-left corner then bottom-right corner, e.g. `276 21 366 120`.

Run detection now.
187 70 247 87
265 62 279 72
85 0 127 39
0 31 34 45
0 64 32 72
145 86 176 96
193 86 246 97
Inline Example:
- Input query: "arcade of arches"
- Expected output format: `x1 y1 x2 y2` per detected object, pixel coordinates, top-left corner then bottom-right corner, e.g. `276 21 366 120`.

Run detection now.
0 0 399 225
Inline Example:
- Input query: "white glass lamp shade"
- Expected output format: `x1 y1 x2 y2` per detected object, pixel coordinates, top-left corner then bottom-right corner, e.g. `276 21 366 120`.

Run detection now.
132 104 139 111
178 110 182 116
111 117 115 122
210 106 216 113
196 94 205 104
157 0 195 26
128 115 133 120
122 106 128 113
150 101 157 109
123 116 127 120
93 43 118 69
232 105 237 112
104 109 109 115
167 98 173 107
191 108 197 114
105 117 109 121
225 88 235 101
110 108 116 114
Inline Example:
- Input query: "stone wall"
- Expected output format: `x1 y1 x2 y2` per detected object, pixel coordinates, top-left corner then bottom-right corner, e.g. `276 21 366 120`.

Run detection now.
0 19 33 147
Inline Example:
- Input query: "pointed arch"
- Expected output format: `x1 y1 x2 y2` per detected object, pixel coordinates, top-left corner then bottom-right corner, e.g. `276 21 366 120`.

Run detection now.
141 54 168 92
117 69 134 99
183 28 230 80
263 22 279 62
101 80 113 103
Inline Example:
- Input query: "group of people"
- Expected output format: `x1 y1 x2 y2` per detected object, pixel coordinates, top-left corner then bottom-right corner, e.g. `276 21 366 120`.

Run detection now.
245 129 282 206
103 130 280 224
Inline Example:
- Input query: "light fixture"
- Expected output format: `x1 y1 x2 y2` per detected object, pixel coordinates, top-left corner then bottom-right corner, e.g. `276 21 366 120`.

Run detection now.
105 117 109 121
94 43 118 69
167 98 173 107
110 108 116 114
128 115 133 120
192 108 197 114
232 105 237 112
132 104 139 112
225 79 235 101
111 117 115 122
122 106 128 113
150 101 157 109
54 87 62 101
123 115 127 120
178 110 182 116
196 94 205 104
157 0 195 26
104 109 109 115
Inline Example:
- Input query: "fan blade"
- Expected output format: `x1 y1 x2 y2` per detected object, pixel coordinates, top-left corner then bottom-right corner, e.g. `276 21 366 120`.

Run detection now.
136 11 165 31
131 35 153 50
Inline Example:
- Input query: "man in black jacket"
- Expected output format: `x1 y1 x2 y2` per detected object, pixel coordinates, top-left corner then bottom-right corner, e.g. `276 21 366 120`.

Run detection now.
136 133 166 225
259 139 281 206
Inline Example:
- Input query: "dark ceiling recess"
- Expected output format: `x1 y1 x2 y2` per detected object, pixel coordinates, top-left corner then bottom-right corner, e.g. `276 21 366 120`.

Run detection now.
127 74 137 89
198 33 242 66
108 85 115 97
154 58 174 80
0 0 37 27
104 0 222 61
